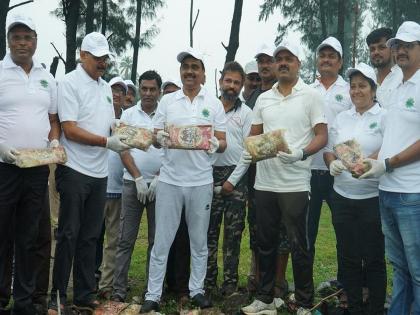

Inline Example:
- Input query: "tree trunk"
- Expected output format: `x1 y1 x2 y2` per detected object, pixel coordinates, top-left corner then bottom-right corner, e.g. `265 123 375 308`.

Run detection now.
101 0 107 35
131 0 142 83
336 0 345 48
86 0 95 34
64 0 81 73
319 0 327 39
224 0 243 63
0 0 10 59
391 0 398 33
50 56 59 77
189 0 193 47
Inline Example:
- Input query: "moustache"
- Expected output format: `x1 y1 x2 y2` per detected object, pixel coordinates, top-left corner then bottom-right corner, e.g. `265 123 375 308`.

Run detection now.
321 62 332 67
278 65 289 71
397 54 408 59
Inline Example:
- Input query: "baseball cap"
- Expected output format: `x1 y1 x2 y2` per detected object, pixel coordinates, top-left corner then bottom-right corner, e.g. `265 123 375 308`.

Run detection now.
162 78 181 91
177 47 205 64
244 60 258 74
346 62 377 85
255 43 275 59
109 76 128 93
387 21 420 47
273 39 301 61
124 80 136 94
317 36 343 58
7 15 36 33
81 32 113 57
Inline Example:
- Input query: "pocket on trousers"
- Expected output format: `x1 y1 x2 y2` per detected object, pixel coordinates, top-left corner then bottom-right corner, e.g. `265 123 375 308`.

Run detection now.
399 193 420 206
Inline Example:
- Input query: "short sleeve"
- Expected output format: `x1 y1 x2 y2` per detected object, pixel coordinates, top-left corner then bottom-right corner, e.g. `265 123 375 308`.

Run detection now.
242 106 253 139
213 99 226 132
48 74 58 114
252 97 263 125
309 91 327 127
57 78 79 122
152 97 167 130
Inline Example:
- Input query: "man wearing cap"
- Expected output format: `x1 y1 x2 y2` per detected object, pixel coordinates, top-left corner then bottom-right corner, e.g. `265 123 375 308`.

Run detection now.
366 28 403 109
48 32 130 313
308 37 351 254
242 40 327 315
112 70 163 302
240 60 261 102
141 48 227 313
162 79 181 95
97 76 127 299
0 15 60 315
124 79 137 109
360 21 420 314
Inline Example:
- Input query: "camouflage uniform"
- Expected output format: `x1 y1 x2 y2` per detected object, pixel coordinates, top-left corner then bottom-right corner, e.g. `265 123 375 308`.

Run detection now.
205 165 247 291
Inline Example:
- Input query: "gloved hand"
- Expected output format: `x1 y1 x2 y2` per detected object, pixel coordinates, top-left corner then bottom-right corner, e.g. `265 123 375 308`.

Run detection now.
240 150 253 165
359 159 386 179
147 175 159 202
49 139 60 148
111 119 121 131
207 137 219 154
156 130 170 147
277 148 303 164
213 186 222 195
106 134 130 152
329 160 346 176
135 176 148 204
0 143 19 164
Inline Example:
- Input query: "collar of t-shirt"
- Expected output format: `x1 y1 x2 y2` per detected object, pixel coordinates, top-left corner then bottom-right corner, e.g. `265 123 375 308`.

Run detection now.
348 102 381 117
173 86 206 101
218 96 242 113
271 77 305 97
312 75 347 90
136 101 156 118
2 53 44 71
398 68 420 87
76 63 106 85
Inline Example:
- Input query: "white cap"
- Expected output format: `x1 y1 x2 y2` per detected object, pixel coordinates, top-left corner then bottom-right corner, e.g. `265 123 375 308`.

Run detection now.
124 80 136 93
109 76 128 93
7 15 36 33
162 78 181 90
387 21 420 47
317 36 343 58
254 43 275 59
346 62 377 85
273 39 301 61
244 60 258 74
81 32 113 57
177 47 205 64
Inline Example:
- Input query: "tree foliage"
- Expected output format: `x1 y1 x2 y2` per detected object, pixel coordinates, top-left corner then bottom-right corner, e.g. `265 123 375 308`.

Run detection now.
370 0 420 32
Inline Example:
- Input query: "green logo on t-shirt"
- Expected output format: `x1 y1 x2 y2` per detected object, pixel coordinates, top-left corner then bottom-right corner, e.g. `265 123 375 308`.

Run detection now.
406 97 415 109
40 79 48 88
335 94 343 102
202 108 210 118
369 122 378 129
107 96 112 104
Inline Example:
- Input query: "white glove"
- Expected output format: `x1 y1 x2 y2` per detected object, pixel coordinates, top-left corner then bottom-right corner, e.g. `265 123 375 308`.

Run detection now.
106 134 131 152
240 150 253 165
329 160 346 176
111 119 121 130
147 176 159 202
277 148 303 164
213 186 222 195
49 139 60 148
359 159 386 179
0 143 19 164
135 176 148 204
207 137 219 154
156 130 170 147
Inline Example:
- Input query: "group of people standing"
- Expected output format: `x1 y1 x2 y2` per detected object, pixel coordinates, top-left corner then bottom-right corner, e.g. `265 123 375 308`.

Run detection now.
0 12 419 315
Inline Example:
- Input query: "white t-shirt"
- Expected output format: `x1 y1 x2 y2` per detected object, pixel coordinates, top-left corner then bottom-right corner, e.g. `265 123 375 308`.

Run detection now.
107 151 124 193
58 64 115 178
214 100 252 167
328 104 386 199
120 102 163 183
153 87 226 186
310 76 352 170
0 53 57 161
252 78 327 192
376 65 403 110
379 70 420 193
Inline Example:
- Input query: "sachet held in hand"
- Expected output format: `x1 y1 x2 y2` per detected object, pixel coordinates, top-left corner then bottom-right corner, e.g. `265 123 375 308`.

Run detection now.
15 146 67 168
333 139 371 178
165 124 212 150
244 129 290 162
113 124 153 151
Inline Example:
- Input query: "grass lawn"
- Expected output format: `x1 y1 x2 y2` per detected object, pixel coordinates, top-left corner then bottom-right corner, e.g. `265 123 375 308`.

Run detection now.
126 203 393 314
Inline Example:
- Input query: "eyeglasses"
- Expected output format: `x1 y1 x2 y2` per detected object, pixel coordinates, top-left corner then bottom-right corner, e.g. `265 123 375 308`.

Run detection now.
390 41 420 51
9 35 37 43
87 52 110 64
112 87 125 95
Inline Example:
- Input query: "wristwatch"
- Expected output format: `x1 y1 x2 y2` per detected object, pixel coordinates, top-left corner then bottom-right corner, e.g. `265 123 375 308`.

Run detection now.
385 158 394 172
301 149 310 161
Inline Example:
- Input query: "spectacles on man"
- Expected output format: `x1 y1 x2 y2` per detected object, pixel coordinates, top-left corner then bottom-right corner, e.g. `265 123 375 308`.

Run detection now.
390 41 420 51
87 52 110 64
9 35 37 43
112 87 125 95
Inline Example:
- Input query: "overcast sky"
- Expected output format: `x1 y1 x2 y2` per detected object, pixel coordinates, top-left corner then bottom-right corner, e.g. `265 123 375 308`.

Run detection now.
8 0 289 87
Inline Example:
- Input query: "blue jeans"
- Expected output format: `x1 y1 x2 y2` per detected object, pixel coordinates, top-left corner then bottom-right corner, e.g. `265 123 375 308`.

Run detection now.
379 190 420 315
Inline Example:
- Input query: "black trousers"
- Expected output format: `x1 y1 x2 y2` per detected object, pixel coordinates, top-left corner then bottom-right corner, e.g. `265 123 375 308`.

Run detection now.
330 191 386 315
255 190 314 308
0 163 49 311
50 165 107 304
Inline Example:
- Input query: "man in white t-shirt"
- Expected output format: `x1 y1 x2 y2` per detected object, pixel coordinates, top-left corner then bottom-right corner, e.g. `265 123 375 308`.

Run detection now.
48 32 130 313
240 60 261 102
141 47 227 313
366 27 403 109
0 15 60 315
308 37 351 254
112 70 163 302
241 40 327 315
360 21 420 314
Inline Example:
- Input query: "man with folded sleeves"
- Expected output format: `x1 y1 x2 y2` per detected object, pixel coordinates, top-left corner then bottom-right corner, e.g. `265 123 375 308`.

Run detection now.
141 47 227 313
48 32 130 313
360 21 420 315
0 15 60 315
241 40 327 315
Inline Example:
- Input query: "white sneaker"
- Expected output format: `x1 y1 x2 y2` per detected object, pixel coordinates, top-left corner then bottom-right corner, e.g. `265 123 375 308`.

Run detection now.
296 307 312 315
241 299 277 315
273 297 285 309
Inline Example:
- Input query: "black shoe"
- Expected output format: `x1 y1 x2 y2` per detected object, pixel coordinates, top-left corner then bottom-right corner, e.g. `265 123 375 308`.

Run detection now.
139 300 159 313
111 295 124 303
73 299 100 312
191 293 212 309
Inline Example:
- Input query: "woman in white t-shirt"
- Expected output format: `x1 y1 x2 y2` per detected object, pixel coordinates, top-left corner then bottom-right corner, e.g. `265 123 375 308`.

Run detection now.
324 63 387 315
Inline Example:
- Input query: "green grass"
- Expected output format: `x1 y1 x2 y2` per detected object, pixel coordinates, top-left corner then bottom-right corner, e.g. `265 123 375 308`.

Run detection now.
127 203 393 314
